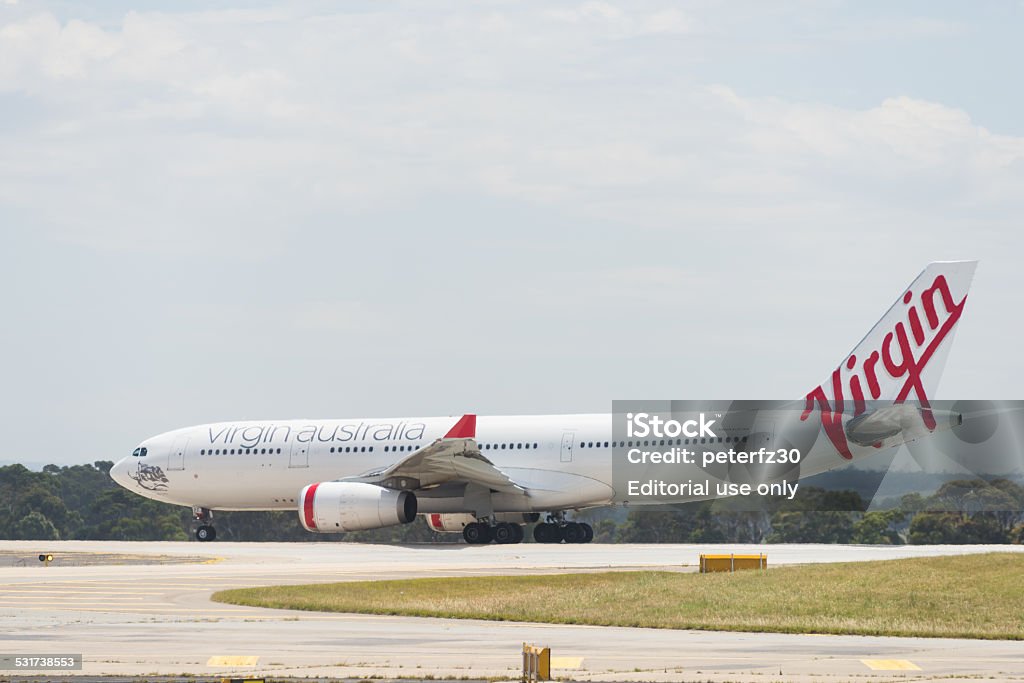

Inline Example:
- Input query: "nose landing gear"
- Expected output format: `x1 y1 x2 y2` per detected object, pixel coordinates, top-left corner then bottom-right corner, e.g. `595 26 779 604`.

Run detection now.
191 507 217 542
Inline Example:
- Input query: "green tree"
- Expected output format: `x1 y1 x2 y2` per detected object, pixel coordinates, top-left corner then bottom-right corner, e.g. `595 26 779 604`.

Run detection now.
13 511 60 540
908 512 1008 544
618 504 727 543
852 509 905 544
767 510 856 543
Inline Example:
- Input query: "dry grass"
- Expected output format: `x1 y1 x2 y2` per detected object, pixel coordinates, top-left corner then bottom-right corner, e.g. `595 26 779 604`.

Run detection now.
213 552 1024 640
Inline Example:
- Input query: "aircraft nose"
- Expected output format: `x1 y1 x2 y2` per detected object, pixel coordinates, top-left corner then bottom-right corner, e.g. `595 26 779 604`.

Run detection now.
110 458 130 487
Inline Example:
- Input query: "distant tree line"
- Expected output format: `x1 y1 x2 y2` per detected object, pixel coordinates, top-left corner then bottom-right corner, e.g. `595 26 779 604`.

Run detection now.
1 461 1022 544
578 481 1024 545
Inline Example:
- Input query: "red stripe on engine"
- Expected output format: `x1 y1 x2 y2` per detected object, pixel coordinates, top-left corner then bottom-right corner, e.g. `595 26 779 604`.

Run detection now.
303 483 320 530
429 513 442 530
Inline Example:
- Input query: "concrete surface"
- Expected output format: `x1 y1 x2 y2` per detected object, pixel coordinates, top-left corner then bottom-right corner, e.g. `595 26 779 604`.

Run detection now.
0 540 1022 682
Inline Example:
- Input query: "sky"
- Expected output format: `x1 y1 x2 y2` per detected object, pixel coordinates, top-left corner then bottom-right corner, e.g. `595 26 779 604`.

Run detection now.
1 1 1023 467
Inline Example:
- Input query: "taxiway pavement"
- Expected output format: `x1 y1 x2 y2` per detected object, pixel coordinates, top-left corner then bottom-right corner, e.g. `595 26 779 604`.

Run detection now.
0 541 1021 682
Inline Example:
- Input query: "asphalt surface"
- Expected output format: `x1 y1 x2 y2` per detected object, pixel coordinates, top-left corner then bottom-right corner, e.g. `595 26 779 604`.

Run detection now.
0 540 1022 682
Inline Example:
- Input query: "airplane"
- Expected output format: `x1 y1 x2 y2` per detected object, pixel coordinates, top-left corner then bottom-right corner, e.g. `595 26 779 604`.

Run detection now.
110 261 977 544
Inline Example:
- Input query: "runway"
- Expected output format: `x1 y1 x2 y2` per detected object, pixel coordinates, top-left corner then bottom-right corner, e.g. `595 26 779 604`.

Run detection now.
0 540 1022 682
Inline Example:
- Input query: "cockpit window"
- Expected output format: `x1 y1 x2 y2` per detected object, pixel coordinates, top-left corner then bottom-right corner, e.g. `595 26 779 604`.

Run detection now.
140 447 147 457
132 448 140 457
132 447 148 457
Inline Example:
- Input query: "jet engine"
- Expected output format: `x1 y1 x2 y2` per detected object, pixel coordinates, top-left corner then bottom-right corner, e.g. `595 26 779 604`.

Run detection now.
845 404 963 448
425 512 539 532
299 482 417 532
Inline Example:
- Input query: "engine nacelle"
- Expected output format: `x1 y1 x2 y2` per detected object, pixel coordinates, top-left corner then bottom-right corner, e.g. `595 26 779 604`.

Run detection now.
845 405 963 448
425 512 539 533
299 482 417 532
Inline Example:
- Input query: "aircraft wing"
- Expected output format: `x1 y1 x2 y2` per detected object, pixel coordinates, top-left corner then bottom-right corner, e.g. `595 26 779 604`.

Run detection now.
344 415 527 495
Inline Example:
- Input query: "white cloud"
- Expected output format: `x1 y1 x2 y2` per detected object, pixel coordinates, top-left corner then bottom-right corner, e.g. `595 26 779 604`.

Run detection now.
0 2 1022 255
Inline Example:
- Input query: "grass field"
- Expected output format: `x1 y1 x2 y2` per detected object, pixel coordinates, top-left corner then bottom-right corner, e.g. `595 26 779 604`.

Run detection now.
213 552 1024 640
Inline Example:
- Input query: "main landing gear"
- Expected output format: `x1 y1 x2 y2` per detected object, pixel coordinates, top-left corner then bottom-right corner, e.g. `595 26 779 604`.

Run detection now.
192 506 217 542
533 521 593 544
463 521 524 545
461 516 594 545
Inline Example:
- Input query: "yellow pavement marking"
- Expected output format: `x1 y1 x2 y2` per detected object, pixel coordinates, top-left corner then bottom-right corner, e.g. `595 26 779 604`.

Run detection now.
207 655 259 666
550 656 584 669
862 659 922 671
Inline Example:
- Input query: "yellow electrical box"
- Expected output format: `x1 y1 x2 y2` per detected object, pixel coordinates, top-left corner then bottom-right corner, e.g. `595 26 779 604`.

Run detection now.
522 643 550 682
699 553 767 573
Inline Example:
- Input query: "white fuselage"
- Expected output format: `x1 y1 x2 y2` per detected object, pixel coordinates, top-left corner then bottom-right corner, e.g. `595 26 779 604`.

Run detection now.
111 414 618 513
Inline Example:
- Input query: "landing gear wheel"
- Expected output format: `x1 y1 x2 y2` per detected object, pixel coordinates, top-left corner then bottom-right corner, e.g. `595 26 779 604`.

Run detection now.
463 522 493 545
533 522 551 543
581 522 594 543
195 525 216 542
493 522 516 544
511 523 525 544
563 522 584 544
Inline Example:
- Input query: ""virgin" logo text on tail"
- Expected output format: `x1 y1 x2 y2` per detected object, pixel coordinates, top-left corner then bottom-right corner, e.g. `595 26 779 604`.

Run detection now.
800 275 967 459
